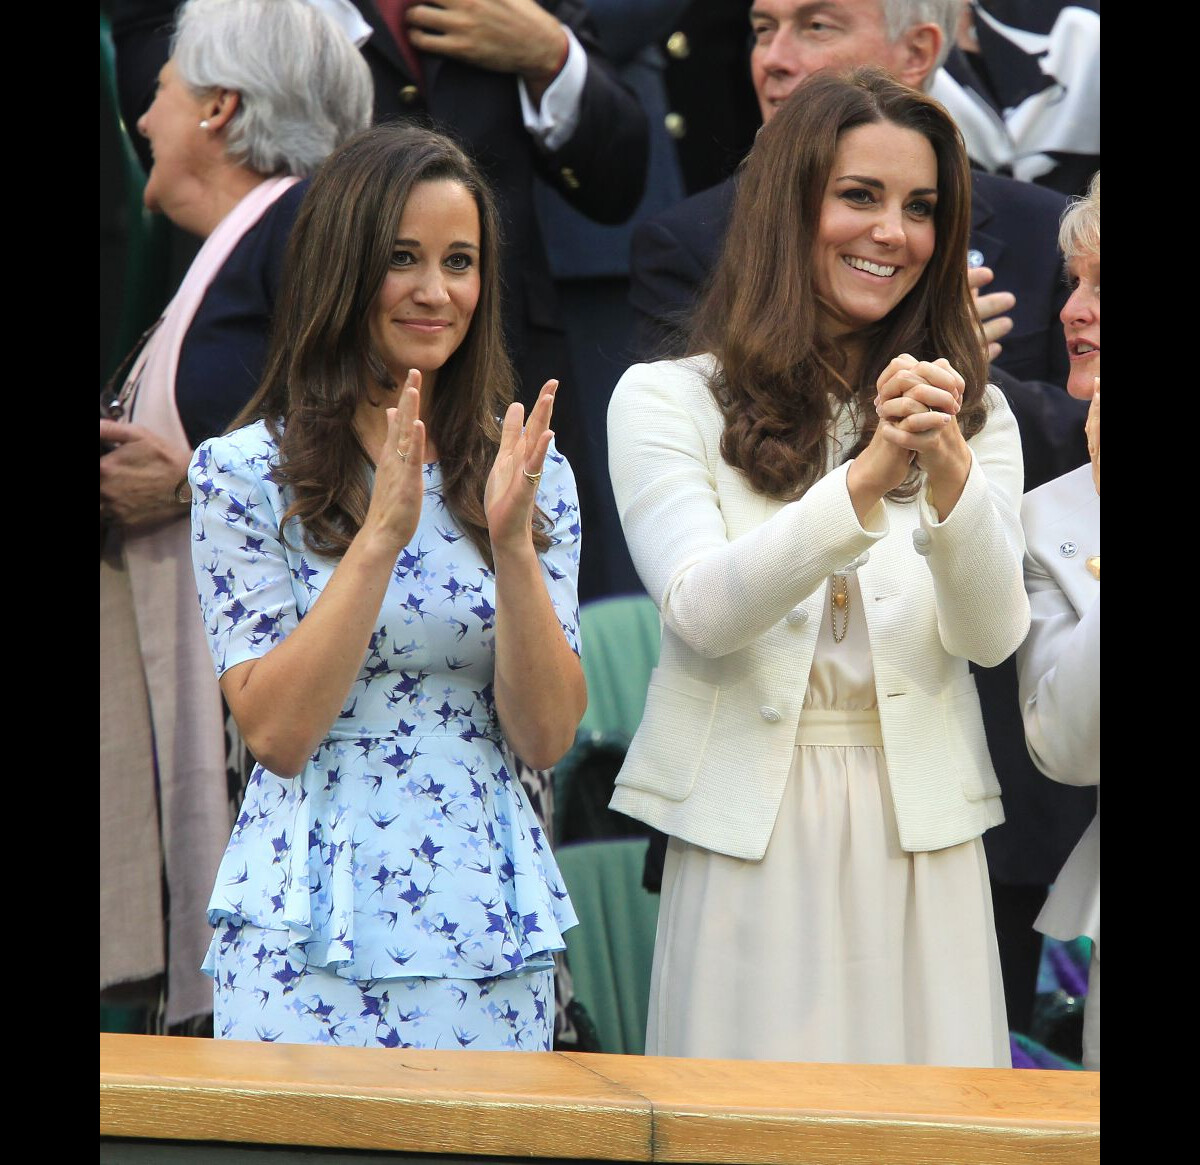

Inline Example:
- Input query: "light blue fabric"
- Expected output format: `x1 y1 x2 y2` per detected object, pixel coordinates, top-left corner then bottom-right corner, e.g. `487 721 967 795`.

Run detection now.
188 421 581 1044
209 922 555 1050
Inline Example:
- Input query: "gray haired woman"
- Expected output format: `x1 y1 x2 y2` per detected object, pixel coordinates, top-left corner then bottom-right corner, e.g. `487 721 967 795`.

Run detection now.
99 0 371 1034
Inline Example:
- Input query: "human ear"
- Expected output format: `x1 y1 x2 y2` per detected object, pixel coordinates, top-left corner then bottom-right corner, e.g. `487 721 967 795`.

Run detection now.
896 23 942 89
203 88 241 132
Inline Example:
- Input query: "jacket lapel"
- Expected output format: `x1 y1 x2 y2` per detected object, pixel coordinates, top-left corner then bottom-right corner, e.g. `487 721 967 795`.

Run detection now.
968 174 1007 276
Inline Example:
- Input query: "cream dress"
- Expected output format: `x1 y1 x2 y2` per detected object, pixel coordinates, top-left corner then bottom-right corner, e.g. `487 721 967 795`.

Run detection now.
646 571 1011 1067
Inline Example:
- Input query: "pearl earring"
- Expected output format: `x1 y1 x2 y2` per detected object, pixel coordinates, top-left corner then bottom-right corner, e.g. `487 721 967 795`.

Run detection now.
199 119 210 130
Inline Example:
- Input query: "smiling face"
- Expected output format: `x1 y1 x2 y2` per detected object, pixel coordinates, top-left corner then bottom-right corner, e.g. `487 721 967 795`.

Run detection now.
1060 252 1100 399
749 0 911 123
136 58 210 217
812 120 938 336
368 179 482 398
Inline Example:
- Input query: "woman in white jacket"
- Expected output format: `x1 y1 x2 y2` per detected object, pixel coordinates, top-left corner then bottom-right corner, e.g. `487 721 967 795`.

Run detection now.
607 67 1030 1067
1016 173 1100 1070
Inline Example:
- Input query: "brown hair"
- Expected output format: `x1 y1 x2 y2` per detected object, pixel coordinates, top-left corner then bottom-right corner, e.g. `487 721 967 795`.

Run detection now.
231 123 548 564
688 65 988 501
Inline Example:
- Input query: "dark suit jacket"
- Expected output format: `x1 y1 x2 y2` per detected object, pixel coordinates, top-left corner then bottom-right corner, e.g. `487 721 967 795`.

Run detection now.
175 181 307 448
627 165 1094 886
352 1 649 401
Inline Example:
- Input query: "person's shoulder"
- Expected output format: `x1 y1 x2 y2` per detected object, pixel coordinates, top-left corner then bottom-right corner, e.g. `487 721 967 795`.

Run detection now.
253 178 309 240
982 380 1013 413
636 176 737 239
1020 466 1097 561
196 419 276 473
272 177 310 216
613 352 717 405
1022 463 1094 517
972 169 1069 217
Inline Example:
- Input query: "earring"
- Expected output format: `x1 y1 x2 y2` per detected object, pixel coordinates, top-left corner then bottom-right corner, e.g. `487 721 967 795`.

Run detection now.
199 119 210 130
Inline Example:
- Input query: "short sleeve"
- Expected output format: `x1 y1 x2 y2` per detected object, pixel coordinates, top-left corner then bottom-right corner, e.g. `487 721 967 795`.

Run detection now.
188 429 301 677
534 437 582 657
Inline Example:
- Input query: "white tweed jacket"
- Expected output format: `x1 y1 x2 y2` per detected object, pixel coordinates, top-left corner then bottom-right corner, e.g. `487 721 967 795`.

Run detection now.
606 354 1031 860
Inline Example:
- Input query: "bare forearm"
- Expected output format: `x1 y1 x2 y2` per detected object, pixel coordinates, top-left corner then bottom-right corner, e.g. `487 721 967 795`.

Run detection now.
491 544 585 770
222 528 401 776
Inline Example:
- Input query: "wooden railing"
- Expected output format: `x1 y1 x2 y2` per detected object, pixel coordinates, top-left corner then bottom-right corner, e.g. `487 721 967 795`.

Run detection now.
100 1032 1099 1163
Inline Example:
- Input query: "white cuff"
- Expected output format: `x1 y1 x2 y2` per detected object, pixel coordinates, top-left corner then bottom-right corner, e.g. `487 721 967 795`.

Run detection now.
518 26 586 151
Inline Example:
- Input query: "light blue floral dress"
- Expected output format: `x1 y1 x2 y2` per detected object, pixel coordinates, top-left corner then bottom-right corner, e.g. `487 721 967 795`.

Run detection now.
187 420 580 1050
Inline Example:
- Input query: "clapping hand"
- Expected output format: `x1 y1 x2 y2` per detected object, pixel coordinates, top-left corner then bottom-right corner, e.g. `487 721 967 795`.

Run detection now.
485 379 558 554
364 370 427 552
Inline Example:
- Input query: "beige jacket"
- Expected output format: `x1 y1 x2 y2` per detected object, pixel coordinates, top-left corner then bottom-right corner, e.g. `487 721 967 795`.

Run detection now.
606 355 1030 860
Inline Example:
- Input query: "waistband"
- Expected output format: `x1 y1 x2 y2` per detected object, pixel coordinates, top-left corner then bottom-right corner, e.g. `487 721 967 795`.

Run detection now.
794 709 883 747
322 725 500 745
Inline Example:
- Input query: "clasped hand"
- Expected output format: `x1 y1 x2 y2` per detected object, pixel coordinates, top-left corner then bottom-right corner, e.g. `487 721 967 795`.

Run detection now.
98 419 191 526
853 355 971 513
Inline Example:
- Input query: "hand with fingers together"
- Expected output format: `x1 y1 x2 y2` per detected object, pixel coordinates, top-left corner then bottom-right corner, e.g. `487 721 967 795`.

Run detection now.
363 372 427 553
405 0 570 100
968 265 1016 363
485 379 558 552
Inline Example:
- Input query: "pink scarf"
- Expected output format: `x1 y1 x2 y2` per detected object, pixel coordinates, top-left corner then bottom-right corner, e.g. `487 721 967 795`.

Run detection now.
116 174 299 1025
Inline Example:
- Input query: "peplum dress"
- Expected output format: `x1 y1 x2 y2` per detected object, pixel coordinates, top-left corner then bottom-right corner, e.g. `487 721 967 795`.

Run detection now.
646 568 1011 1067
187 420 581 1050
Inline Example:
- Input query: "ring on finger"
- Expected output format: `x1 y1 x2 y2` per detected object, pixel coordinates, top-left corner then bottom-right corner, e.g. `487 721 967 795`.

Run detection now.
523 469 542 485
397 445 410 462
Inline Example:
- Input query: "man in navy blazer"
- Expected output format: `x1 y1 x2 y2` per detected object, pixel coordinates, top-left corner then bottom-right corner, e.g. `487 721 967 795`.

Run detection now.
627 0 1095 1041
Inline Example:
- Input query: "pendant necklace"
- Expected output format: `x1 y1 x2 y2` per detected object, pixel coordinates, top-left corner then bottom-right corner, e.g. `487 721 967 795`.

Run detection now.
830 573 850 643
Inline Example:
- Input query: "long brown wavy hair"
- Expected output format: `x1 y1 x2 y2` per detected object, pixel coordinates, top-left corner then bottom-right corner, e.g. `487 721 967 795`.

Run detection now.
230 123 549 565
688 66 989 501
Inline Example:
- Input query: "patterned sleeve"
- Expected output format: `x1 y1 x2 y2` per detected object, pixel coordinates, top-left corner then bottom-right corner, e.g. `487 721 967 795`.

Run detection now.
187 429 300 677
534 436 582 657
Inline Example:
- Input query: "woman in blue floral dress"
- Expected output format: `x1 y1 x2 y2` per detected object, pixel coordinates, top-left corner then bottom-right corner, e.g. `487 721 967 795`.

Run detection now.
187 125 586 1050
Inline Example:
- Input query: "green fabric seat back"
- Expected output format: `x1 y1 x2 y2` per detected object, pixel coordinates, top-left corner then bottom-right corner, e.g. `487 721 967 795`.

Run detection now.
555 595 661 844
555 837 659 1055
576 595 661 741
